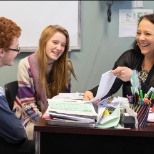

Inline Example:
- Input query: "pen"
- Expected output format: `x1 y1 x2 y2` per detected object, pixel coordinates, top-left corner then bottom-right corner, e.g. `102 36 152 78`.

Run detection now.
135 92 139 104
139 90 144 105
144 98 150 104
126 95 133 103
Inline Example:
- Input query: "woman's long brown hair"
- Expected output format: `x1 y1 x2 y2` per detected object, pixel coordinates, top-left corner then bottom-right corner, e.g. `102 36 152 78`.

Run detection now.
38 25 77 98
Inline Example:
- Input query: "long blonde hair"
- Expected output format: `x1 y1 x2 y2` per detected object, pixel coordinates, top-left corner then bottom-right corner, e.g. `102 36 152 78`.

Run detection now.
37 25 77 98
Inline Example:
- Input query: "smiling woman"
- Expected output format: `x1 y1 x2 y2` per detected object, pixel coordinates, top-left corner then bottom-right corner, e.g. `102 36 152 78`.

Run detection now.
0 1 81 51
13 24 77 140
83 13 154 103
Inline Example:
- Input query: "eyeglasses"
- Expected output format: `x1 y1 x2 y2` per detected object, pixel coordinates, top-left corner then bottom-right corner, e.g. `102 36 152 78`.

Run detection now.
8 47 20 53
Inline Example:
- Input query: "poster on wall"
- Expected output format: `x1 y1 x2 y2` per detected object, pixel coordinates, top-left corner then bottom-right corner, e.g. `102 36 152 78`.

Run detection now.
119 9 153 37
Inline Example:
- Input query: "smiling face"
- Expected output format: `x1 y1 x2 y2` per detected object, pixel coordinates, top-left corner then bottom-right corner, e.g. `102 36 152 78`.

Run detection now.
136 18 154 57
45 32 66 64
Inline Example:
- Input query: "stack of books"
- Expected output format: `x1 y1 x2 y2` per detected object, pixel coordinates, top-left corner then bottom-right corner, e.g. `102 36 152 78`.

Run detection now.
42 99 98 128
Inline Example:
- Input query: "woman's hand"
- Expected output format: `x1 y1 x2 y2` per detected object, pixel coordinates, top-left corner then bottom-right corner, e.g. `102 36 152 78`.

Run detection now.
83 91 94 101
111 66 133 82
83 91 100 105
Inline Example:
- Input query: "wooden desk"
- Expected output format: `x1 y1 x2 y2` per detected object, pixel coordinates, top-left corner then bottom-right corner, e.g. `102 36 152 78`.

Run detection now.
34 118 154 154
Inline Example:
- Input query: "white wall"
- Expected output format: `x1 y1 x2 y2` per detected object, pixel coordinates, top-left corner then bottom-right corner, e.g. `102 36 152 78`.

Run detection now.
1 1 154 98
0 1 80 50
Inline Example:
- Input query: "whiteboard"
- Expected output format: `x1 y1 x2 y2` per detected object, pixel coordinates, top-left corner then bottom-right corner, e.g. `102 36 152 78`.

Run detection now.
0 1 81 51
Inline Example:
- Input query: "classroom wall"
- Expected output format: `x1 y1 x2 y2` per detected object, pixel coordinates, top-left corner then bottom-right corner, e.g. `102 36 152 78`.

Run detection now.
0 1 154 97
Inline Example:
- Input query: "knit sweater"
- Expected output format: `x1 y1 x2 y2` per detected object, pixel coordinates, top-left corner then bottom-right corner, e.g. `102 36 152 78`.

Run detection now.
14 52 70 139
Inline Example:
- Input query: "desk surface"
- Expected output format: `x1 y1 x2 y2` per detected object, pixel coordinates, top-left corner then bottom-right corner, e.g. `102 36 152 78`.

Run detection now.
34 117 154 137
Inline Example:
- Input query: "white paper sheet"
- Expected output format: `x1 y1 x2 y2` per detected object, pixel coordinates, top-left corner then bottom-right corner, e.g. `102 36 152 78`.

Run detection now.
89 70 116 103
52 93 84 100
96 103 120 128
47 99 98 117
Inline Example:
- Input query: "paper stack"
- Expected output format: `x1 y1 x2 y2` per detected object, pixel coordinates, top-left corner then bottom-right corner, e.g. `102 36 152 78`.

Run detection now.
42 99 97 128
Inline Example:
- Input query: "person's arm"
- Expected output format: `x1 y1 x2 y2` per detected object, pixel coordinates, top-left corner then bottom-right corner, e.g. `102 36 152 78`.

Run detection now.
89 86 99 97
16 59 41 121
102 52 131 98
0 88 27 144
84 64 125 100
111 66 133 82
83 90 94 101
83 85 98 101
14 58 42 139
84 50 132 101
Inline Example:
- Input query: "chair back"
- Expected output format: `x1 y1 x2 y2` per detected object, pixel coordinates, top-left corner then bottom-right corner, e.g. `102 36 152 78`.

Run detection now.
4 81 18 110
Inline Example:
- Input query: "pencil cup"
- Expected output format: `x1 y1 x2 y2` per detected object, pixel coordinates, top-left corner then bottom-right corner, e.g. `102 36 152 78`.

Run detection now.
130 104 150 127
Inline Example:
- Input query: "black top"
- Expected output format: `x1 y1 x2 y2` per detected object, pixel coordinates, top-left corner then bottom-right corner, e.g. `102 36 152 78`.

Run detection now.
90 49 154 98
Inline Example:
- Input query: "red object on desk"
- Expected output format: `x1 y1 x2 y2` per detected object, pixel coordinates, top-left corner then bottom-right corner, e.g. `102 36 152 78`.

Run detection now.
151 104 154 112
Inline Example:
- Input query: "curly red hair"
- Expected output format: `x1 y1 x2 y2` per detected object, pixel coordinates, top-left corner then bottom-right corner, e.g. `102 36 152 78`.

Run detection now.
0 17 21 50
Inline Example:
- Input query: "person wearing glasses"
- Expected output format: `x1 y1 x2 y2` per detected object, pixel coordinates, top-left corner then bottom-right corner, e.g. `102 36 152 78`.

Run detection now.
0 17 35 153
8 47 20 53
83 13 154 102
13 25 77 140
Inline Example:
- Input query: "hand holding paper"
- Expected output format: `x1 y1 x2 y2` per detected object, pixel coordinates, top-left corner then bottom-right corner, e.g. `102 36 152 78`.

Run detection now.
89 70 116 103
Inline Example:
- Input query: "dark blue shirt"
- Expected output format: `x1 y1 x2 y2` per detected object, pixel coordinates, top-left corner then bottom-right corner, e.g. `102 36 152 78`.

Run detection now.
0 87 27 144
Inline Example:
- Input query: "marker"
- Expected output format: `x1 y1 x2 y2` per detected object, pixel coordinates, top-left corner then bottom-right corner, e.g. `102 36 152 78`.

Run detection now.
144 98 150 104
150 93 154 106
139 90 144 105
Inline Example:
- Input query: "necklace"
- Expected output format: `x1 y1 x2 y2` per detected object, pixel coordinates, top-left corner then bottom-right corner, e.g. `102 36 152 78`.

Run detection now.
138 68 148 83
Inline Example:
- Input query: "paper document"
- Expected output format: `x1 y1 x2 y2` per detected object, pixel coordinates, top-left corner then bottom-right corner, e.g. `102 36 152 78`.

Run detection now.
49 112 95 123
44 99 97 128
89 70 116 103
52 93 84 100
96 103 120 128
46 119 96 128
148 108 154 122
98 96 130 108
48 99 98 118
